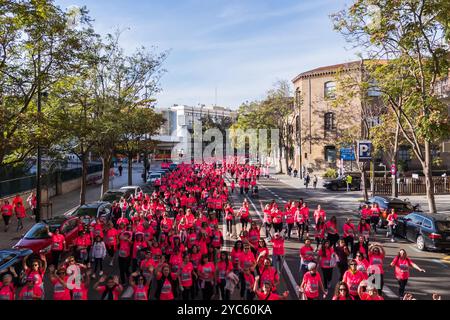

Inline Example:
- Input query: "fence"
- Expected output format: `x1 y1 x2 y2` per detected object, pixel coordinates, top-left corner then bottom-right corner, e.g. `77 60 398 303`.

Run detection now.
372 176 450 195
0 164 103 198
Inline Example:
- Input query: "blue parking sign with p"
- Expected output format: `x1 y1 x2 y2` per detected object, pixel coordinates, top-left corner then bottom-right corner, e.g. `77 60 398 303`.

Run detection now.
357 141 372 161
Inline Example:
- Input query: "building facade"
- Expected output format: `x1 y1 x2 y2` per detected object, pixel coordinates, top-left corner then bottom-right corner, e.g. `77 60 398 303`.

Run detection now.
290 61 450 175
153 104 237 161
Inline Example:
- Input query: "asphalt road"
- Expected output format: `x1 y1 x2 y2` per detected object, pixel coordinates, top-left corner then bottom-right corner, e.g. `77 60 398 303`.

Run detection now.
245 176 450 300
32 174 450 300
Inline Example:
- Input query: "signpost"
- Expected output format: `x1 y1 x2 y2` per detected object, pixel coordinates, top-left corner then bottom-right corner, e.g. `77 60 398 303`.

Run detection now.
357 141 372 161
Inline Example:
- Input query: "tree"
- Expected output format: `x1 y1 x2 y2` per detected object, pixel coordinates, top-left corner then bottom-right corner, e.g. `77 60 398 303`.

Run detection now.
116 107 165 185
332 0 450 213
231 81 294 172
87 31 168 195
0 0 93 167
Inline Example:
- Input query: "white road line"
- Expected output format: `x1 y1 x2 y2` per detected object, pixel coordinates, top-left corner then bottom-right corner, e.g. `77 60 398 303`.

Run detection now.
408 245 423 254
433 259 449 269
246 196 300 299
382 286 398 299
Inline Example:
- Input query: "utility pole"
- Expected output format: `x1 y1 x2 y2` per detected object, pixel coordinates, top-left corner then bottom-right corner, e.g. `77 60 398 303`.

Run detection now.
35 51 42 223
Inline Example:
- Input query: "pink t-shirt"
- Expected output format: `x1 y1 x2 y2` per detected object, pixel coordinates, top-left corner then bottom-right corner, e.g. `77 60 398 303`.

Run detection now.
303 272 321 299
392 256 413 280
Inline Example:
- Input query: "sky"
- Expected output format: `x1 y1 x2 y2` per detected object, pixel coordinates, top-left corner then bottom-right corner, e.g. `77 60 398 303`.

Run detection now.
54 0 357 109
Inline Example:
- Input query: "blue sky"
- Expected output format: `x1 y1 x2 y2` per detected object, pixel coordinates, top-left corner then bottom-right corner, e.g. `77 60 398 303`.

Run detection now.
54 0 356 109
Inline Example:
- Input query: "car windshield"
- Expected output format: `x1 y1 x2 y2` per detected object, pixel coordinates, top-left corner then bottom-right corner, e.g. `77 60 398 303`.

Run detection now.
150 175 160 179
102 193 122 202
24 224 54 239
436 221 450 232
388 202 411 211
0 252 17 266
72 207 98 217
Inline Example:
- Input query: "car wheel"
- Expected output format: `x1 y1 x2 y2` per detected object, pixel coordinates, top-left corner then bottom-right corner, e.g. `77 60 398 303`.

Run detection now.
416 235 426 251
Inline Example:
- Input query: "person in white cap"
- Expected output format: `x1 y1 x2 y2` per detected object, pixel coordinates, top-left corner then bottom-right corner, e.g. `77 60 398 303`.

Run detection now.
299 262 327 300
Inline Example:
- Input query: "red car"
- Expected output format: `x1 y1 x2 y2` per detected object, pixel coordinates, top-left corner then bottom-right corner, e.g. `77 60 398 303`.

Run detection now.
13 216 81 262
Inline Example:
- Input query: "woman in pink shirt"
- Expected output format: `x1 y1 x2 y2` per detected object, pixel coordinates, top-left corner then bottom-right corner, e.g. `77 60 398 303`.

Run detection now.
343 260 366 299
386 209 398 242
343 218 356 255
332 282 354 300
318 240 335 290
390 249 425 299
270 233 285 274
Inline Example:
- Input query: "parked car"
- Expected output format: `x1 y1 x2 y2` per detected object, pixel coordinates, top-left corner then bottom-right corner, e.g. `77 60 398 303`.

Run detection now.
395 212 450 251
66 202 112 220
147 173 162 185
13 216 81 262
360 196 416 227
119 186 143 197
0 248 33 282
323 176 361 191
101 189 132 203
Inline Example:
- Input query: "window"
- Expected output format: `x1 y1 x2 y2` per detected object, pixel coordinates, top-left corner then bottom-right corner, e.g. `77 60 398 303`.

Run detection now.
325 146 336 163
324 81 336 99
324 112 336 131
367 79 381 97
399 146 411 161
423 219 432 229
410 215 424 226
367 117 381 128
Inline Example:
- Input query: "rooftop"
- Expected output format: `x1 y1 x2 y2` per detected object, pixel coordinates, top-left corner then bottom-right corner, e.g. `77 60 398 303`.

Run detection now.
292 60 361 82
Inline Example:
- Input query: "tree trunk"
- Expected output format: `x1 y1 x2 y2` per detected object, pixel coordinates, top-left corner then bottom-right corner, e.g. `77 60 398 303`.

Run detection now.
101 154 112 196
424 141 437 213
80 155 87 205
360 163 369 201
392 123 400 198
278 142 283 174
128 153 133 186
284 145 289 177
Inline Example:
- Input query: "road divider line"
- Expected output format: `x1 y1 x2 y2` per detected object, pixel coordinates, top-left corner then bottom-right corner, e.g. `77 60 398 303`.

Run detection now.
246 196 300 299
433 259 449 269
382 286 398 299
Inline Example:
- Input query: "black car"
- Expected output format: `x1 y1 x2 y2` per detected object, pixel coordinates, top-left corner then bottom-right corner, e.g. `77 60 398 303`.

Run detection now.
395 212 450 251
66 202 112 220
360 196 416 227
323 176 361 191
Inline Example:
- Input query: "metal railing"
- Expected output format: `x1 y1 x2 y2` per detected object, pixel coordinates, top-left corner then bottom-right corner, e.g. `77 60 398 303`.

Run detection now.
0 164 103 198
372 176 450 195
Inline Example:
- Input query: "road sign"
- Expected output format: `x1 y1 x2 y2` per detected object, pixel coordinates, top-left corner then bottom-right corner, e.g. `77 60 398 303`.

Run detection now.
340 148 356 161
391 164 397 175
357 141 372 161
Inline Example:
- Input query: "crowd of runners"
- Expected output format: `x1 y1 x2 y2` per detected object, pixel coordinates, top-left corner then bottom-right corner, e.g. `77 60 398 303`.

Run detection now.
0 160 443 300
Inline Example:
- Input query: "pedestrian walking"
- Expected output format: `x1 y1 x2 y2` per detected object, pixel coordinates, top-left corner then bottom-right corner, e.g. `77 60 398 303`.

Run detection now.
14 202 26 231
118 163 123 176
390 249 425 299
313 175 318 189
90 235 107 278
1 200 13 232
346 175 353 192
304 173 310 188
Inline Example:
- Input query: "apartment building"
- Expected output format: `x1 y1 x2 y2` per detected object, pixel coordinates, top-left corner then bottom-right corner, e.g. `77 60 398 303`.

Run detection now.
290 61 450 175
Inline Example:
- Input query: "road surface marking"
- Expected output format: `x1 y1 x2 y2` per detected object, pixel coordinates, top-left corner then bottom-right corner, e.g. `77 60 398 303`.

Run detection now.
246 196 300 299
382 286 398 299
433 259 449 269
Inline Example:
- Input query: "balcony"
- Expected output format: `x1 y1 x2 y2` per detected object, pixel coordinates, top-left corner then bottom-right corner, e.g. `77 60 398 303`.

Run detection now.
436 76 450 102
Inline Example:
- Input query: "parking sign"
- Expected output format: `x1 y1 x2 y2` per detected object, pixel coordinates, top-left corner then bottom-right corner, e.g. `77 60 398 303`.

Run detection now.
357 141 372 161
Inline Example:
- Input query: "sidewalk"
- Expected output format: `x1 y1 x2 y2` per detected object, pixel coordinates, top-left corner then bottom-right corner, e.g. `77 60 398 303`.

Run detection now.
0 165 145 249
